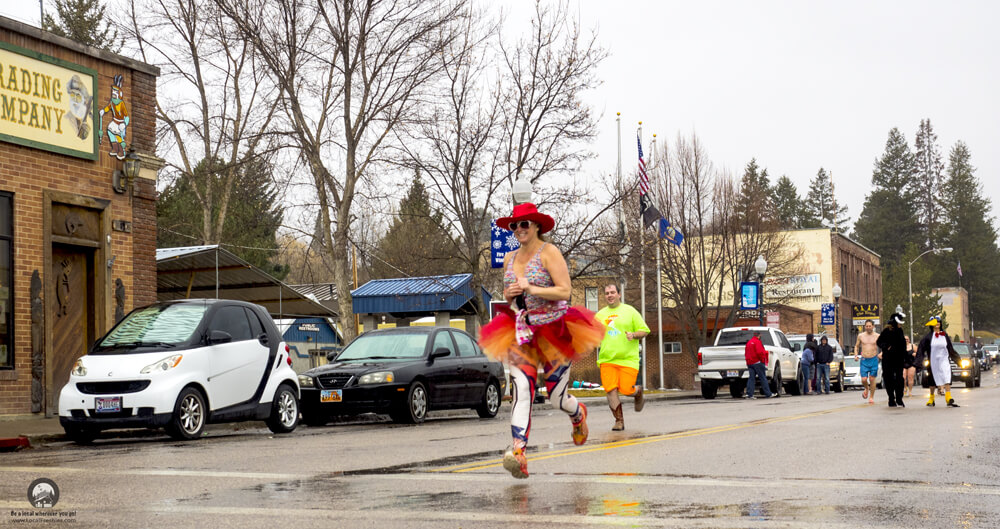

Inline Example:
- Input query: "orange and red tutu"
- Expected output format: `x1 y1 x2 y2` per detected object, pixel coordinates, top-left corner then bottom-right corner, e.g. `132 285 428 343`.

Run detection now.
479 306 605 366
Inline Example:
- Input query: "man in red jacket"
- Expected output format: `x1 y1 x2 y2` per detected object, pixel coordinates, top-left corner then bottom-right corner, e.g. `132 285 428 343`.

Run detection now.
745 330 777 399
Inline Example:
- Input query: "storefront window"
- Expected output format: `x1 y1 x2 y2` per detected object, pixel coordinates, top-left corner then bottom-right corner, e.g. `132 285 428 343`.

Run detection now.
0 192 11 369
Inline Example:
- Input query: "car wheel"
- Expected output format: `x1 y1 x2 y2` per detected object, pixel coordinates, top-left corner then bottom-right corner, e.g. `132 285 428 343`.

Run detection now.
832 365 844 393
391 380 428 424
700 380 718 399
64 426 97 445
770 365 782 396
729 380 746 399
266 384 300 434
477 380 501 418
166 387 207 440
786 367 803 396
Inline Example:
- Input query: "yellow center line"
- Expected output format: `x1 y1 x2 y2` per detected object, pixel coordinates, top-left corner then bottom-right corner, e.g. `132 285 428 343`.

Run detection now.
437 402 870 474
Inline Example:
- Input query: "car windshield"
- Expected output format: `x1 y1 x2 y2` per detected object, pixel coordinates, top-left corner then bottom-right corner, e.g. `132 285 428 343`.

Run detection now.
952 343 971 357
984 346 998 352
97 304 206 351
337 332 428 361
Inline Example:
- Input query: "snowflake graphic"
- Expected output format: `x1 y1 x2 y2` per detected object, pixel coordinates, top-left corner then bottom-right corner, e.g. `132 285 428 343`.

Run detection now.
492 240 502 249
505 234 520 250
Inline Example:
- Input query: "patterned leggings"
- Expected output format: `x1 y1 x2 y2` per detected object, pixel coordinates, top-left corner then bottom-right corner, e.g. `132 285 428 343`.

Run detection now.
509 361 583 449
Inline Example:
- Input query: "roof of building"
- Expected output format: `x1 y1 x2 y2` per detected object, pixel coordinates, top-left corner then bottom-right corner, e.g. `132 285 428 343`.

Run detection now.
351 274 491 317
156 245 336 318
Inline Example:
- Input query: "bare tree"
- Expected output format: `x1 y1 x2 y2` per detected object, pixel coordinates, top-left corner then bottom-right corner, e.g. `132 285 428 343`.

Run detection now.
647 133 803 368
124 0 277 245
396 0 608 321
214 0 465 340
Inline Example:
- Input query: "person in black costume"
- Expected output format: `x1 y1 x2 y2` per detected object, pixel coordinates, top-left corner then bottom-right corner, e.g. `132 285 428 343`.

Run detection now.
876 312 908 407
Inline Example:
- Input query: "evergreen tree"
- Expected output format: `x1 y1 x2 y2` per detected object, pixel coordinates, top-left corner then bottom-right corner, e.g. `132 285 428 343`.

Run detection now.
43 0 122 52
803 168 848 231
770 175 803 229
932 141 1000 329
910 119 946 245
372 174 464 279
737 158 772 224
157 156 287 279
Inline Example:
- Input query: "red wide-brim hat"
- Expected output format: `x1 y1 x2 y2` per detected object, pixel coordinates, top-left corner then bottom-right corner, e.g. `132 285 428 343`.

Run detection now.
496 202 555 234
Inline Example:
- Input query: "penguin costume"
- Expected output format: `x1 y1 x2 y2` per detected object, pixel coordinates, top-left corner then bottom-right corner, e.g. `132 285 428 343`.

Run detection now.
915 316 962 407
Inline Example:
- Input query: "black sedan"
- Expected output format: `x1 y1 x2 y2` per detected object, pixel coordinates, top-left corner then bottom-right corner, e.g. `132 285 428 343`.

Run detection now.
298 327 506 424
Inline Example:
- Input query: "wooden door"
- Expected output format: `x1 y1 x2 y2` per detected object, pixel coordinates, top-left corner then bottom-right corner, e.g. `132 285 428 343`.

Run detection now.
49 245 95 413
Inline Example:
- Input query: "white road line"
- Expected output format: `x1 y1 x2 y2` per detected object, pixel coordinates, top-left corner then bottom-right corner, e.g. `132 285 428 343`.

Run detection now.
0 466 302 480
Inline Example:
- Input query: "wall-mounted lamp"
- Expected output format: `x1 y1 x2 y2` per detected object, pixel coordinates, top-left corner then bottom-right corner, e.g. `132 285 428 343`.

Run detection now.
112 148 141 194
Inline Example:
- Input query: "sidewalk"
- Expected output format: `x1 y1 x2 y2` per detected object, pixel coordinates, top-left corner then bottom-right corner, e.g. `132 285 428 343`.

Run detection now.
0 388 699 451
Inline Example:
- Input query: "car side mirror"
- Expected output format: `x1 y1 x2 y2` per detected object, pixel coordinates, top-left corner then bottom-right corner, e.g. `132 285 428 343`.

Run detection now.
792 344 801 351
327 350 340 362
429 347 451 361
208 330 232 344
257 333 269 347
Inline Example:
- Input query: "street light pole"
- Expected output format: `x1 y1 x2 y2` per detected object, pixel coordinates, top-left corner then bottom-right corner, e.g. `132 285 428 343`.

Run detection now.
908 247 952 343
755 255 767 326
832 282 842 344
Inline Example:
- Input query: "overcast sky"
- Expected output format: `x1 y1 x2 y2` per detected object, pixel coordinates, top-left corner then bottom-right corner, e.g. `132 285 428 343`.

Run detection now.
4 1 997 226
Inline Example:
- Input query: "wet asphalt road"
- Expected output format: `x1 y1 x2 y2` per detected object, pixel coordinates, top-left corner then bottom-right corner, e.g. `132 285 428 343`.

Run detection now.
3 369 1000 528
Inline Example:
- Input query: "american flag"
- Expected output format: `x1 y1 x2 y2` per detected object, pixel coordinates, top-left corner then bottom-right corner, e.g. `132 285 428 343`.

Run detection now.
957 261 963 277
637 135 649 195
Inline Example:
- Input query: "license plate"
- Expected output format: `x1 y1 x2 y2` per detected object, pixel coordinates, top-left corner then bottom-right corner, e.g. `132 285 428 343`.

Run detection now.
320 389 342 403
95 396 122 413
726 370 740 378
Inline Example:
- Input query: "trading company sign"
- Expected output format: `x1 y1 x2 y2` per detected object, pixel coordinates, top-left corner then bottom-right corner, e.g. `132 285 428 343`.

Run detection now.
764 274 821 298
851 303 880 327
0 42 99 159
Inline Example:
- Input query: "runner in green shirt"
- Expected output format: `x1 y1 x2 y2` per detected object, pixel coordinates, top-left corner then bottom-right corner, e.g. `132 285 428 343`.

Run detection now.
594 283 650 431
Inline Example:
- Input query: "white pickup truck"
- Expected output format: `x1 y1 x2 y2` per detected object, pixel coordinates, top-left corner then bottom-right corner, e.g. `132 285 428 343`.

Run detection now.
697 326 800 399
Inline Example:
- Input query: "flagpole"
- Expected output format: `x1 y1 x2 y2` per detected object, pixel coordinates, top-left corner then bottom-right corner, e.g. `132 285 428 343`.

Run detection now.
638 122 647 390
652 133 665 390
617 112 626 303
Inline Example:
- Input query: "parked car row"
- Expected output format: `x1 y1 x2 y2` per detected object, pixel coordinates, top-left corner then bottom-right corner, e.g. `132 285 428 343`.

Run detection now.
59 300 505 444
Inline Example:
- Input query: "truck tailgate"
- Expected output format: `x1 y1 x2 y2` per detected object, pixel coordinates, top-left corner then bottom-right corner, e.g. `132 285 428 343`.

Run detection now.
699 346 747 370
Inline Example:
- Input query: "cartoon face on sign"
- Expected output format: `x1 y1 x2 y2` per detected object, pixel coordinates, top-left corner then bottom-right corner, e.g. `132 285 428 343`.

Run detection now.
99 74 130 159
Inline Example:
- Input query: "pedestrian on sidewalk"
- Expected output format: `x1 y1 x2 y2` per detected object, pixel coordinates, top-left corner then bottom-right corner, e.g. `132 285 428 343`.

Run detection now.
595 282 650 431
916 316 961 408
745 330 776 399
800 334 816 395
877 312 908 407
479 203 605 479
903 336 918 397
814 336 834 394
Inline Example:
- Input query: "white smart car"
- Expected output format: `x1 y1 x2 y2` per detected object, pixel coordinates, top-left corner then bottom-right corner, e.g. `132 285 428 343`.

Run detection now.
59 299 300 443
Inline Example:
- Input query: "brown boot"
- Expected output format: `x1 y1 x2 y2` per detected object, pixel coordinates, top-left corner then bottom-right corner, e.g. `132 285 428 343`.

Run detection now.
611 403 624 431
633 385 645 412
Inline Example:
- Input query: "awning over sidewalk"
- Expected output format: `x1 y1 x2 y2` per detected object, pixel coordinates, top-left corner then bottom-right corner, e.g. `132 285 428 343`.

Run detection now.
156 245 337 319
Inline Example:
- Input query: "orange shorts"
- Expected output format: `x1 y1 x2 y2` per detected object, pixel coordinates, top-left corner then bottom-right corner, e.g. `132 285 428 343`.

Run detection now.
600 364 639 395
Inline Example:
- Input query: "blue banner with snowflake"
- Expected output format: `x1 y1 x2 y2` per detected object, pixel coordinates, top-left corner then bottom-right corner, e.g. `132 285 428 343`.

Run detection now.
491 220 520 268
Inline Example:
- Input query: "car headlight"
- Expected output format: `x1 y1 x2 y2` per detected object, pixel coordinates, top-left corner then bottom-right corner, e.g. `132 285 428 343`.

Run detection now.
71 359 87 376
298 374 314 388
140 354 183 374
358 371 394 385
923 360 929 367
960 359 970 368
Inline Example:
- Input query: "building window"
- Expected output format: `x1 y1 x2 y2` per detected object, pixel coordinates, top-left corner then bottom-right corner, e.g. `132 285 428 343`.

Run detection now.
585 287 598 312
663 342 682 354
0 192 12 369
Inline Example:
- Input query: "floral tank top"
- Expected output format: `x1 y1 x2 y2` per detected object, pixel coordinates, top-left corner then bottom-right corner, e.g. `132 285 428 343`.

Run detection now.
504 244 568 325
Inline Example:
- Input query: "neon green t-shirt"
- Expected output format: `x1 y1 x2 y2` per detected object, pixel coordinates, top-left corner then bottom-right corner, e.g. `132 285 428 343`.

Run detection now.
595 303 650 370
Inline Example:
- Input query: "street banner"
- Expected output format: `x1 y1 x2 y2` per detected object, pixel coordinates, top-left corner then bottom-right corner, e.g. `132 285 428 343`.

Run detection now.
490 220 519 268
740 282 759 310
766 311 780 329
821 303 835 325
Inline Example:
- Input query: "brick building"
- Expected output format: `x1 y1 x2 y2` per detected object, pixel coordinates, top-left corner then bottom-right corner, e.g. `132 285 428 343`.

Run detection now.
0 17 160 416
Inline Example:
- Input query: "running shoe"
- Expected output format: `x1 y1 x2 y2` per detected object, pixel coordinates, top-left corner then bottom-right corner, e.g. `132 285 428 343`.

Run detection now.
503 447 529 479
571 403 589 445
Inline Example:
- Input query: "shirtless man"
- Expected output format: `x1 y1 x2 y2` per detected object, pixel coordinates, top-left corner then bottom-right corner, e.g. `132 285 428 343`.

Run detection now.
854 320 881 404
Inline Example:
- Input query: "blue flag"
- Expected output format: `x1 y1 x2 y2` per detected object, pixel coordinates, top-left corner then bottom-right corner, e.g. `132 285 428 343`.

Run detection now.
658 218 683 246
490 220 520 268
